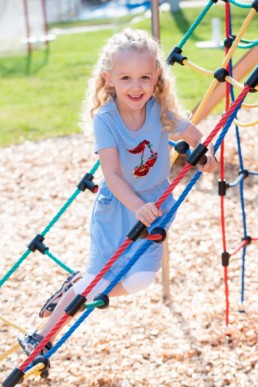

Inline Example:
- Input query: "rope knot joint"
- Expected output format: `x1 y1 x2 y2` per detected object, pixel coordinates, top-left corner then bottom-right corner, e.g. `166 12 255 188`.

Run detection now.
242 236 252 245
28 234 49 254
77 173 98 193
214 68 229 83
166 46 187 66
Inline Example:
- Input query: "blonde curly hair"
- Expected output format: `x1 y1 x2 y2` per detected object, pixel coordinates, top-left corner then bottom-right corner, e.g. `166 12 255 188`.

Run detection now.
82 28 186 133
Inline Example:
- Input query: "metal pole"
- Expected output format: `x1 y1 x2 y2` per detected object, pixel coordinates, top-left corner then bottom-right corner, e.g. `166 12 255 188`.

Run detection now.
151 0 160 41
151 1 169 300
41 0 49 49
23 0 32 55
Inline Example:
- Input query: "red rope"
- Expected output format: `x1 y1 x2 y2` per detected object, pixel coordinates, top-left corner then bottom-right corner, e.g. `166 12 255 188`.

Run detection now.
156 163 192 208
81 239 132 298
224 267 229 326
203 85 250 148
147 233 163 241
20 238 132 371
230 240 247 257
18 82 251 373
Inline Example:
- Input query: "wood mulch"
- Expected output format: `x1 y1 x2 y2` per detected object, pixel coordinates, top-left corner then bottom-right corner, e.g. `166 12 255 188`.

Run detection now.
1 109 258 386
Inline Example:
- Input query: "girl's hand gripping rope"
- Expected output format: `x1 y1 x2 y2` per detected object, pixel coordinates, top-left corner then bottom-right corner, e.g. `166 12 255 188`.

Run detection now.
198 153 218 173
135 202 162 228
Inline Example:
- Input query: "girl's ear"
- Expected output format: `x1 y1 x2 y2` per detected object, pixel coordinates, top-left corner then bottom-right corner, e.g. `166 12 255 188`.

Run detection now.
155 68 162 84
102 71 113 87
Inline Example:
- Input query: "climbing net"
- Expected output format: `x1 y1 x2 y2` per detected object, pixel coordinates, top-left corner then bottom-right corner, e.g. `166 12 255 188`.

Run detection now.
1 0 258 385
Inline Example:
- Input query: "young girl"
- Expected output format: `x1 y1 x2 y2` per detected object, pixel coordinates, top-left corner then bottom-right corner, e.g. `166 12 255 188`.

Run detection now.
18 28 217 355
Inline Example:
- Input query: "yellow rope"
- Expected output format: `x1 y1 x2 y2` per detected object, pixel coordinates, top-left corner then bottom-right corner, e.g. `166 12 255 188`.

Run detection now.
242 103 258 108
192 8 256 124
183 59 213 76
24 362 46 379
234 118 258 127
192 79 219 124
0 343 20 361
225 76 244 90
0 315 26 334
222 8 257 68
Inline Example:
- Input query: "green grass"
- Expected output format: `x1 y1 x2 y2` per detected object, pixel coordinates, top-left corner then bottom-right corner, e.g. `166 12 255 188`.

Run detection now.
0 5 256 147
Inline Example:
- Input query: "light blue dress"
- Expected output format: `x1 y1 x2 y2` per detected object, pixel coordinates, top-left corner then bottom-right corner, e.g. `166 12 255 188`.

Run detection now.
87 97 189 281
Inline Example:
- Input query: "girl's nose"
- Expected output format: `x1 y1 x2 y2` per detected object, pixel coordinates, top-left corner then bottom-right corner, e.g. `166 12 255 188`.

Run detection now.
131 80 141 90
131 79 141 89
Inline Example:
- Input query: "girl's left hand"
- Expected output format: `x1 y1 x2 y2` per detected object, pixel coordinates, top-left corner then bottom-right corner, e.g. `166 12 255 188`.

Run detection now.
198 154 218 173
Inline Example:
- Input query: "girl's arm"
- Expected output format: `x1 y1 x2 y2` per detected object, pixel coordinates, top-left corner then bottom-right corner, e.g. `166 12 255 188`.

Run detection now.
98 147 162 227
180 123 218 173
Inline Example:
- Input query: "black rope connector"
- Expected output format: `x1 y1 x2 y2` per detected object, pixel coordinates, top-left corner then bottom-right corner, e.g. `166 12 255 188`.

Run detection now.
242 235 252 245
65 294 86 317
238 303 246 313
32 356 50 379
214 67 229 82
222 251 230 267
77 173 98 193
224 34 236 48
239 169 249 179
139 229 149 239
166 46 187 66
2 368 25 387
218 179 227 196
174 140 190 155
252 0 258 11
187 143 208 166
150 227 167 243
127 221 147 242
93 293 110 309
245 64 258 91
28 234 48 254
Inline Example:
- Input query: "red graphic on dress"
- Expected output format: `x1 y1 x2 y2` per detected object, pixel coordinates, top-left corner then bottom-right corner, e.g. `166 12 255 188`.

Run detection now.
128 140 158 178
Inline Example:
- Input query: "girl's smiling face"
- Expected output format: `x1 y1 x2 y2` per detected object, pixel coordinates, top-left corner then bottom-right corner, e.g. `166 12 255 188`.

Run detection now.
103 48 160 113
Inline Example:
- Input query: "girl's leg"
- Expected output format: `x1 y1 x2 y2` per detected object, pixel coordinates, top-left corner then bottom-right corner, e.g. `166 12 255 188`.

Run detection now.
121 271 156 294
38 286 76 340
39 271 155 342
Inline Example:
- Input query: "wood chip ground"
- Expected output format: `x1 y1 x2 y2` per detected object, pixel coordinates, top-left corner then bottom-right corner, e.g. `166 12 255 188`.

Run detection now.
1 110 258 386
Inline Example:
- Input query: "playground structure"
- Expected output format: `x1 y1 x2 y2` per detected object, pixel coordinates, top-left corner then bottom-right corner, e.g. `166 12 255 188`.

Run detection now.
1 0 258 385
0 0 55 74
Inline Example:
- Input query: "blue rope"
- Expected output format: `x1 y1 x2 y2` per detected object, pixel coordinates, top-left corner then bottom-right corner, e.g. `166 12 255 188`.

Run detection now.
240 245 247 305
25 95 248 372
229 64 249 306
168 139 191 155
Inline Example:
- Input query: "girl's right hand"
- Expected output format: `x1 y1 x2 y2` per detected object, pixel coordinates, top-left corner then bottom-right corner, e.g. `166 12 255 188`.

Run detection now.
135 202 162 227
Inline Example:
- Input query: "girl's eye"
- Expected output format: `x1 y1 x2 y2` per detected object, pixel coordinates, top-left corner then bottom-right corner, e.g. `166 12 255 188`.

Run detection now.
142 75 150 80
121 76 129 80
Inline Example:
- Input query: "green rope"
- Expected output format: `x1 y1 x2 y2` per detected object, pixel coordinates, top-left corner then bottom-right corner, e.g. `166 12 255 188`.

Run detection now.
1 162 101 286
41 161 100 237
85 299 104 309
44 250 74 274
177 0 214 49
238 42 258 49
89 160 100 175
238 38 258 49
0 249 31 287
228 0 252 8
41 189 81 237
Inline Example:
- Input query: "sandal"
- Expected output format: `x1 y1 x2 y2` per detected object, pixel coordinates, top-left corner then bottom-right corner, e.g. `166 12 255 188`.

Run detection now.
39 271 82 318
18 332 52 356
